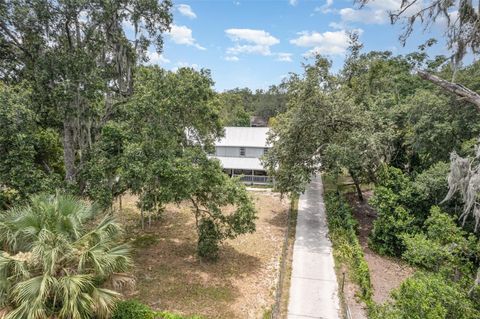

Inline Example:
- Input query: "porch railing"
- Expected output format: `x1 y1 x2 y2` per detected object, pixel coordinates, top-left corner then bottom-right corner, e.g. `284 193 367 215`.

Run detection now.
232 174 273 184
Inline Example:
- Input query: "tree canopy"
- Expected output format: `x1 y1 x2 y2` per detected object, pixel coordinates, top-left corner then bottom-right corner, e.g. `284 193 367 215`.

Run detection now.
0 0 173 183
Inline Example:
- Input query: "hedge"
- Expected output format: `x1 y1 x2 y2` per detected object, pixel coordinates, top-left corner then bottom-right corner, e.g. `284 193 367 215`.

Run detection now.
324 191 373 304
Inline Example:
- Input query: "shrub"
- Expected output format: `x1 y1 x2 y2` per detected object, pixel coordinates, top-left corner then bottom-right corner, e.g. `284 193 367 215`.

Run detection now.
402 233 449 271
369 203 415 256
402 207 478 279
112 300 156 319
371 273 479 319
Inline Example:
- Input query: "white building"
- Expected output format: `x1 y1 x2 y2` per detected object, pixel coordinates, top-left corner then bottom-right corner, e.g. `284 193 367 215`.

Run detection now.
212 127 272 184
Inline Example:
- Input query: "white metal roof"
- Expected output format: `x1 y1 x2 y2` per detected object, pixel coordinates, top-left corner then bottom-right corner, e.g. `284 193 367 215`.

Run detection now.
211 156 265 171
215 127 270 148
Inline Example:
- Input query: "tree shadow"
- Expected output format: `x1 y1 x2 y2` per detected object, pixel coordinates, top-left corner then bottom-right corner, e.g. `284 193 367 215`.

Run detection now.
132 239 261 318
265 208 289 228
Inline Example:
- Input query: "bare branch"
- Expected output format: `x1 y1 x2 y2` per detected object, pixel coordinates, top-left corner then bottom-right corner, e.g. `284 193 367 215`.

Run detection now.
416 69 480 110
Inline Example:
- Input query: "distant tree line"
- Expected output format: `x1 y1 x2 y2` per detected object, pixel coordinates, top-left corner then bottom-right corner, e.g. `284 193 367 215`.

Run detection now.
217 85 288 127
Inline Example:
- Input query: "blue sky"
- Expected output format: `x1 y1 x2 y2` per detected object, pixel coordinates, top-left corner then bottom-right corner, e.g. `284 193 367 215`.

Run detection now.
139 0 452 91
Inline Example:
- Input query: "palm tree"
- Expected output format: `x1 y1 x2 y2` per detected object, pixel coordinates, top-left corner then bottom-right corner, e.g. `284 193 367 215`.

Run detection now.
0 193 132 319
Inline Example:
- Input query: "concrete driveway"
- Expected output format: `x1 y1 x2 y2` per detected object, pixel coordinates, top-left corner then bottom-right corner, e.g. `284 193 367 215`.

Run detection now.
287 175 341 319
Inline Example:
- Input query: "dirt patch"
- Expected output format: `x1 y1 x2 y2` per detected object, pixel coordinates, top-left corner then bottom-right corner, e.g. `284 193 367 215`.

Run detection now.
279 197 298 319
116 191 289 319
346 192 414 304
340 268 368 319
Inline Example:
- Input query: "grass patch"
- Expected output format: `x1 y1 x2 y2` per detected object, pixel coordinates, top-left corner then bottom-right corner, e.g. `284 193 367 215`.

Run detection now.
131 234 159 248
323 174 373 195
277 195 298 318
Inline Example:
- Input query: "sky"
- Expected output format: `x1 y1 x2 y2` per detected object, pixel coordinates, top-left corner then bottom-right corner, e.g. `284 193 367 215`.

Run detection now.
134 0 454 91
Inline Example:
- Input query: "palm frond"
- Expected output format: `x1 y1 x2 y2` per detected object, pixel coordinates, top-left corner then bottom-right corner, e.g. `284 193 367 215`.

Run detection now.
58 275 95 319
0 252 31 281
91 287 120 319
0 194 132 318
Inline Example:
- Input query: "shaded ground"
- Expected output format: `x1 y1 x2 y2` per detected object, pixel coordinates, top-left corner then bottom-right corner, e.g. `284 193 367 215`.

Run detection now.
346 192 414 304
279 197 298 319
116 191 290 319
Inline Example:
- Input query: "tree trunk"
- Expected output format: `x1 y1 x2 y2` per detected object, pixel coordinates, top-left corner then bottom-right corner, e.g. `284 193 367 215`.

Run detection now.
417 70 480 110
349 171 364 202
63 119 76 183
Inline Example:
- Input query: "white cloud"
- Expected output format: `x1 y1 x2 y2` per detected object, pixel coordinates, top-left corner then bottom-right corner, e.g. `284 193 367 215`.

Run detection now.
146 51 170 64
339 7 387 24
328 21 344 29
276 53 293 62
290 30 353 56
226 29 280 46
338 0 423 25
167 25 206 50
289 0 298 6
172 61 200 72
225 56 240 62
227 44 272 56
177 4 197 19
315 0 334 14
435 10 458 30
225 28 280 57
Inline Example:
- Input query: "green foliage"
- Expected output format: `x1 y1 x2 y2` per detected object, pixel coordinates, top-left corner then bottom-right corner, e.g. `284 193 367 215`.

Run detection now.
78 66 258 258
371 273 479 319
80 121 128 208
112 66 224 212
197 218 220 260
370 204 415 256
189 160 257 259
0 0 173 183
324 191 372 302
375 165 414 202
0 83 62 208
402 207 478 279
218 92 251 126
398 89 480 170
217 85 287 127
367 165 456 256
369 174 417 257
112 300 156 319
112 300 204 319
158 311 204 319
0 193 132 319
402 233 449 271
412 162 450 210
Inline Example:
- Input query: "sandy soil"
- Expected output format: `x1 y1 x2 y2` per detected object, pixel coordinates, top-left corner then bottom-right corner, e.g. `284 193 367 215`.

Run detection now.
116 191 290 319
346 192 414 304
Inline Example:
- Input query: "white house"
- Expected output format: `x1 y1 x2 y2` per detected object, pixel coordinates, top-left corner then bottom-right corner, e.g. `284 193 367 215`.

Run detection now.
212 127 272 184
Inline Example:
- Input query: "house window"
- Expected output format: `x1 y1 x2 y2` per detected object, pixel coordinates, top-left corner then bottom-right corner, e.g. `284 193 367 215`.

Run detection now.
239 147 246 157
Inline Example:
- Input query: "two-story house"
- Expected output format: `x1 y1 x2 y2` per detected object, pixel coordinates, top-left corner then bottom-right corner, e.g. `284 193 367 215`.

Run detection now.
212 127 272 184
